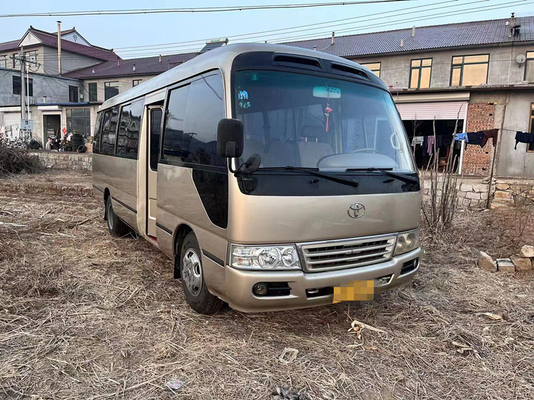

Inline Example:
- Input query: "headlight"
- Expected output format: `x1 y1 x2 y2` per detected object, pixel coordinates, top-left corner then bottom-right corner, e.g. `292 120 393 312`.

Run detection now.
394 229 420 256
230 244 301 270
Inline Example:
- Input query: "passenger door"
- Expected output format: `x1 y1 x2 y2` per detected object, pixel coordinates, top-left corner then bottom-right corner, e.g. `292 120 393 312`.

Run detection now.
147 106 163 237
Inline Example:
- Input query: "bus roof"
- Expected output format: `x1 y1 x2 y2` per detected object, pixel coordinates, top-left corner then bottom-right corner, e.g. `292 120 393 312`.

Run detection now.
99 42 387 110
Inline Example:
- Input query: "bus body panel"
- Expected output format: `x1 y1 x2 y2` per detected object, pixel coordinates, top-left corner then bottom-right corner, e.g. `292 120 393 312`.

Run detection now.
227 177 421 244
93 154 138 229
156 163 228 296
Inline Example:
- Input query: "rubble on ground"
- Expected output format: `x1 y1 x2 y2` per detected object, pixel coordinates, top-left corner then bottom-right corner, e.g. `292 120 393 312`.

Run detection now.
478 245 534 273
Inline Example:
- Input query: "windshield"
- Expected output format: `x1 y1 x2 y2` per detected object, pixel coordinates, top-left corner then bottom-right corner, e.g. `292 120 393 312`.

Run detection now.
234 70 415 173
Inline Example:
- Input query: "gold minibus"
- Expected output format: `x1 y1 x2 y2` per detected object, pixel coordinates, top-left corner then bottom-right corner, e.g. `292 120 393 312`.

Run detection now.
92 43 421 314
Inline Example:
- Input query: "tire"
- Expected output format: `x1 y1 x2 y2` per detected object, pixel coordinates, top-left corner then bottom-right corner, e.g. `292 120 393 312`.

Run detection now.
179 233 224 314
105 196 130 237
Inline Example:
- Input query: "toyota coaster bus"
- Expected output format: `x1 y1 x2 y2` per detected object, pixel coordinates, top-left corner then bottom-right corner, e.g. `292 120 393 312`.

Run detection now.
92 43 421 314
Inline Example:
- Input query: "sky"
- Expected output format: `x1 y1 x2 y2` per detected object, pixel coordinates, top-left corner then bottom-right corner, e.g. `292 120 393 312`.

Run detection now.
1 0 534 59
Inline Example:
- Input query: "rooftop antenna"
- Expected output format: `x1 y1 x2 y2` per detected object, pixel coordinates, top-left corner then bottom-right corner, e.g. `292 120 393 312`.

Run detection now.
412 26 416 37
331 32 335 45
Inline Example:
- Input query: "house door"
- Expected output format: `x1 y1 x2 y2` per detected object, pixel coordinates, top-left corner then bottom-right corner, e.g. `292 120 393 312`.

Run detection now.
147 106 162 238
43 114 60 139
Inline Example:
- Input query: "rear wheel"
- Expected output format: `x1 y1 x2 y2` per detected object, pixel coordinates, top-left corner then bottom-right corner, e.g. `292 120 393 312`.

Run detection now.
179 233 224 314
105 196 130 237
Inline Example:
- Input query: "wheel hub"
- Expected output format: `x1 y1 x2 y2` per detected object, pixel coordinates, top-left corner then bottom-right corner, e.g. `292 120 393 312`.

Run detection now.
182 249 202 297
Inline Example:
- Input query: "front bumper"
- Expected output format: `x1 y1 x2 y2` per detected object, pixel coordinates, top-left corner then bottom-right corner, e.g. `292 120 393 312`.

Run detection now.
223 247 421 312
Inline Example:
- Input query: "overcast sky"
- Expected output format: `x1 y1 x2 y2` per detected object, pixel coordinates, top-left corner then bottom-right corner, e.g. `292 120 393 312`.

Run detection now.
1 0 533 59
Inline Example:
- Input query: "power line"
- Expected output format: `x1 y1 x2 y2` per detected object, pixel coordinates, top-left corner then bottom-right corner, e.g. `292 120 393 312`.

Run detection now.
116 0 529 58
0 0 411 18
115 0 452 51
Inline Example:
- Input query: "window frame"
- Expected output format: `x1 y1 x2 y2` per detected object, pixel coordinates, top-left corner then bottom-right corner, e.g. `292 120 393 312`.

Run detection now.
132 79 142 87
104 81 120 100
528 103 534 153
359 62 381 78
525 52 534 82
115 99 143 159
88 82 98 102
99 107 120 156
149 107 163 171
409 58 432 89
69 85 79 103
449 54 490 86
160 68 226 173
93 112 104 153
12 75 33 96
0 55 7 68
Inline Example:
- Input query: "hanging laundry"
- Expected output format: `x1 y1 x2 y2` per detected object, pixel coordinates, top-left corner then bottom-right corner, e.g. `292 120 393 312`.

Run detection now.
455 133 468 141
467 131 485 145
411 136 424 146
481 129 499 147
427 136 435 155
515 131 534 149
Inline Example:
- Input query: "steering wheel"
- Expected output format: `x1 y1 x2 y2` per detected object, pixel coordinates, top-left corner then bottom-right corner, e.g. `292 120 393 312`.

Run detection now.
351 148 378 153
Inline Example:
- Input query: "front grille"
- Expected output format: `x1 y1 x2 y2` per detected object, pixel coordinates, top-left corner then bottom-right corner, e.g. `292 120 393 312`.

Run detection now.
298 235 396 272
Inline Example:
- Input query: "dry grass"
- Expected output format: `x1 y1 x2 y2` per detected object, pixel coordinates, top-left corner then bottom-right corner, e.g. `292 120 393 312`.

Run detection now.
1 171 533 400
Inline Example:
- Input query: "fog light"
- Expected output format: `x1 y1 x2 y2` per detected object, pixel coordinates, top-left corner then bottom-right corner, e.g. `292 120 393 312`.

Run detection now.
253 283 268 296
376 275 392 285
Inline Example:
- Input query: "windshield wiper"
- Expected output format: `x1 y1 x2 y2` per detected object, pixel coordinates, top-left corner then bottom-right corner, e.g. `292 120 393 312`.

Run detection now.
259 166 359 187
346 167 418 184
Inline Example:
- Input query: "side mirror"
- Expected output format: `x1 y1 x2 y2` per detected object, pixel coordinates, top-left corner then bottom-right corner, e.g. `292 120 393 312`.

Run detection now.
217 118 244 158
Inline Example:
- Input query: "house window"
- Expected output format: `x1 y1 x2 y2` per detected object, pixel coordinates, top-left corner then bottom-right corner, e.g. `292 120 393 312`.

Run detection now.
410 58 432 89
69 85 79 103
88 83 97 102
66 108 91 137
13 53 20 69
26 50 38 63
0 55 7 68
360 62 381 78
104 81 119 100
525 52 534 82
132 79 142 87
528 103 534 152
450 54 489 86
12 76 33 96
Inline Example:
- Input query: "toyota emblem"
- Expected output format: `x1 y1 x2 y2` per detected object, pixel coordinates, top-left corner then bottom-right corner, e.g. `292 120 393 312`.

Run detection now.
347 203 365 219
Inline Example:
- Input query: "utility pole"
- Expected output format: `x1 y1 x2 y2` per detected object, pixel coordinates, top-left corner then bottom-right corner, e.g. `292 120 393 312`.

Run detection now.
57 21 62 76
20 46 26 139
13 46 39 140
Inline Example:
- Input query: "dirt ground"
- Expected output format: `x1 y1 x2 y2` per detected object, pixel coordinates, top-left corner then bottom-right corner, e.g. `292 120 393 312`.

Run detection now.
1 171 533 400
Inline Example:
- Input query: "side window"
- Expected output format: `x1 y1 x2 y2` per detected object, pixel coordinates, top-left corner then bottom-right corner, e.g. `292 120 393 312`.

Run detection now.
182 73 225 167
150 108 163 170
163 85 190 162
100 107 119 155
93 112 103 154
117 99 143 158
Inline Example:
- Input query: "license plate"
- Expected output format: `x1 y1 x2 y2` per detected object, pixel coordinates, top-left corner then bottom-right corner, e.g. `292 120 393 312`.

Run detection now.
333 280 374 303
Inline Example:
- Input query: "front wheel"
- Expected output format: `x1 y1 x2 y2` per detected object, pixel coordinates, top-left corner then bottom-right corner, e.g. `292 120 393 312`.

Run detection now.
179 233 224 314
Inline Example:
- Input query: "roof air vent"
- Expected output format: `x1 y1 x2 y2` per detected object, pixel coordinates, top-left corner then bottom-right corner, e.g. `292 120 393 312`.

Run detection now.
273 54 322 70
331 63 370 81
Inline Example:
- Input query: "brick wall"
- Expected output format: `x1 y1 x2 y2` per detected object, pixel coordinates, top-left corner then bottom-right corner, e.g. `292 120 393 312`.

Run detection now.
462 103 495 176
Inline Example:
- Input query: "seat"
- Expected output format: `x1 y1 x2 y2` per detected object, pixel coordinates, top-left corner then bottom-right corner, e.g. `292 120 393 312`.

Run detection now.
263 140 295 167
297 125 334 168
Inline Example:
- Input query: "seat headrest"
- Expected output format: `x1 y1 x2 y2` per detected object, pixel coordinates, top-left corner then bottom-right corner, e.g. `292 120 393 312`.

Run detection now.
300 125 326 139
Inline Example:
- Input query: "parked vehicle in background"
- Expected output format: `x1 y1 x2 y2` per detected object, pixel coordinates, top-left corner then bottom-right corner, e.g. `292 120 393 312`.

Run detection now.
92 43 421 314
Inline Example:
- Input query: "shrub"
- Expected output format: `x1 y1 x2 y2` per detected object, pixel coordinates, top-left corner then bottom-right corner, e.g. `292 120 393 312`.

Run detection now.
0 135 41 175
